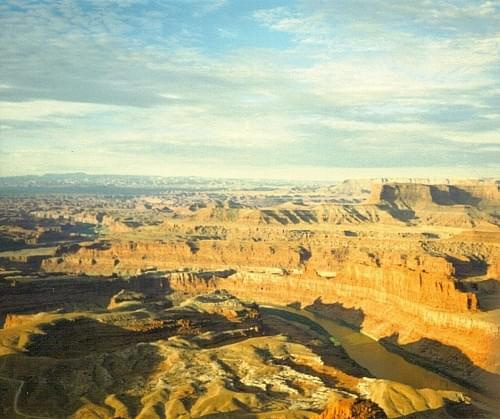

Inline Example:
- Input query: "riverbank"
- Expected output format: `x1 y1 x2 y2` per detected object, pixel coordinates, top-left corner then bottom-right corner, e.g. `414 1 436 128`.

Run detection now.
262 304 500 417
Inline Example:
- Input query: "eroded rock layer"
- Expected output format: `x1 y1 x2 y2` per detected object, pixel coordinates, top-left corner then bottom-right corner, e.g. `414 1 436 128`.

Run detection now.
1 291 470 418
1 178 499 417
38 228 500 394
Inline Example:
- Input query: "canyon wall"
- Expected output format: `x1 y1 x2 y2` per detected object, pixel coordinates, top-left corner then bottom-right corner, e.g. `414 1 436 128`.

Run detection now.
39 235 500 394
167 268 499 394
19 181 500 396
42 240 477 312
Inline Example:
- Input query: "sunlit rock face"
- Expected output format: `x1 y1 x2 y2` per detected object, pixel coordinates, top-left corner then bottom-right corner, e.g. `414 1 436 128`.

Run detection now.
44 234 497 390
0 291 474 418
0 179 499 417
317 397 387 419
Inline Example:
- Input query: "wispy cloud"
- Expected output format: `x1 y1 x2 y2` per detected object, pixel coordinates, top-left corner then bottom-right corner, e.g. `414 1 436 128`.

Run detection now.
0 0 498 178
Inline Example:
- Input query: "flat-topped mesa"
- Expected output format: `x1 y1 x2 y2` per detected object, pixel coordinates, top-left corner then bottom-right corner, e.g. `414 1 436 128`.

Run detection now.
367 183 433 208
368 181 500 209
454 180 500 203
364 181 500 227
191 204 397 225
42 240 303 276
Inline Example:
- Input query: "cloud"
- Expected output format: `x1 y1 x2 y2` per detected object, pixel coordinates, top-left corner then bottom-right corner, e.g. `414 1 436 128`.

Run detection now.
0 0 499 178
0 100 121 121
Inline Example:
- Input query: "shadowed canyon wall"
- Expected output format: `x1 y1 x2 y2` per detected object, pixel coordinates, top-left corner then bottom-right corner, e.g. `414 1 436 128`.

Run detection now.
40 234 500 394
4 180 499 398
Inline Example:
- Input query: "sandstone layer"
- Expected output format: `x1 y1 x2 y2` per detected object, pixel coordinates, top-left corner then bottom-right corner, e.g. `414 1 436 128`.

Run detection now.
39 229 500 395
1 291 470 418
0 178 499 417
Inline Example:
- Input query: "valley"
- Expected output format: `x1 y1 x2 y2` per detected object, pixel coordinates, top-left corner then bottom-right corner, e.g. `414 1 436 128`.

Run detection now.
0 175 498 418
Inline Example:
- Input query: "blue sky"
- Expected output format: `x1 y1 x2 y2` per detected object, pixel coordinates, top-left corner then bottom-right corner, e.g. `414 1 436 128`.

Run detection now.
0 0 499 180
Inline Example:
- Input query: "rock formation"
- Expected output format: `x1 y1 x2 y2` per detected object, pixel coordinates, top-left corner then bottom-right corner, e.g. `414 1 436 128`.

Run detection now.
317 398 387 419
1 291 472 418
0 177 498 417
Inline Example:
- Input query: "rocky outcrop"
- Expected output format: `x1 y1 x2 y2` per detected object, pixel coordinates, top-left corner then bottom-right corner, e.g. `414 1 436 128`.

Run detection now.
193 204 399 225
317 398 387 419
0 291 474 418
357 378 471 418
38 230 500 392
3 179 499 410
369 181 499 209
41 240 302 276
107 290 146 310
366 182 499 227
43 241 478 313
168 269 498 386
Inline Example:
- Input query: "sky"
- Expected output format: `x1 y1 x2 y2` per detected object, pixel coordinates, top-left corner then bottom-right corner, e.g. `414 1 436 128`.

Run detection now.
0 0 499 180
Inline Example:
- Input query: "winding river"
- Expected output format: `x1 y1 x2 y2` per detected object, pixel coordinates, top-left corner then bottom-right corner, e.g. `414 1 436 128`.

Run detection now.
262 305 499 415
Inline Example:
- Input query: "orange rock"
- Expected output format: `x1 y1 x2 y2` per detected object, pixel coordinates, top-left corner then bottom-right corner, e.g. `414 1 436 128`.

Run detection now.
317 398 387 419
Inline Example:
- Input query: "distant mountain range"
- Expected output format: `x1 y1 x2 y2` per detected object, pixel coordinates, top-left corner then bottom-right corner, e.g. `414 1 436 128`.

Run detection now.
0 173 328 194
0 173 497 196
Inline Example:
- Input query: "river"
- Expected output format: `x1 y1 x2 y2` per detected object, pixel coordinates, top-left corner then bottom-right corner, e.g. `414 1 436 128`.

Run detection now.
262 305 499 415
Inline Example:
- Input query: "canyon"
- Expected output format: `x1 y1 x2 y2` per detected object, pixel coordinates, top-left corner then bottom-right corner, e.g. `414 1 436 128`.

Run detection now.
0 176 498 418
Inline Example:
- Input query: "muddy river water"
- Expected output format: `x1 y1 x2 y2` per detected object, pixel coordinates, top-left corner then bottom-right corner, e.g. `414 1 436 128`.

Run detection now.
262 305 499 415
